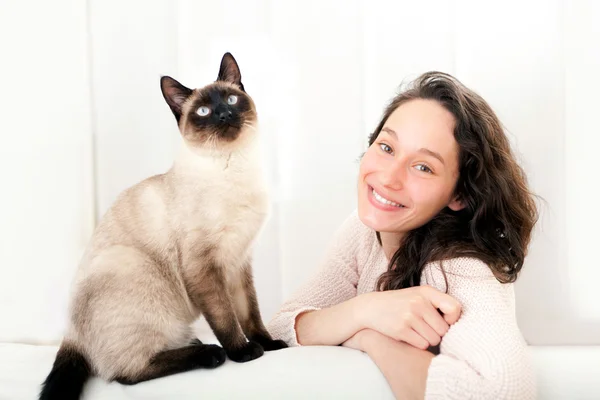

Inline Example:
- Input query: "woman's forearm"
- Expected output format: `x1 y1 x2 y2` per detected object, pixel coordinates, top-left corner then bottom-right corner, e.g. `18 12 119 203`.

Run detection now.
362 330 434 400
295 294 369 345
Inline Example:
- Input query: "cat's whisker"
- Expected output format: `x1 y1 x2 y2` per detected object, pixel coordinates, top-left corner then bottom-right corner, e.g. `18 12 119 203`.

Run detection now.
242 123 257 133
204 133 217 153
210 134 219 152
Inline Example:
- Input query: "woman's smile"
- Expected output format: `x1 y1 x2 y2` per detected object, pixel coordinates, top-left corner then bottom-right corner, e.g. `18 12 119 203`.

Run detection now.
367 185 407 211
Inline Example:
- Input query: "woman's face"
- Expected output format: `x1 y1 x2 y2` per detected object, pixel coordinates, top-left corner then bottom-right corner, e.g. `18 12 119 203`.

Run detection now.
358 99 464 235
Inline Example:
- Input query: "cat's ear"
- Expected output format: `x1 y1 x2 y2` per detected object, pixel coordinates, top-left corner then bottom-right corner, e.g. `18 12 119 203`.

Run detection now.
160 76 193 122
217 52 245 91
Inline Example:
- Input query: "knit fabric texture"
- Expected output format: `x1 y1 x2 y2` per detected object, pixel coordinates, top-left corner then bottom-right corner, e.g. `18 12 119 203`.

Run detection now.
267 210 536 399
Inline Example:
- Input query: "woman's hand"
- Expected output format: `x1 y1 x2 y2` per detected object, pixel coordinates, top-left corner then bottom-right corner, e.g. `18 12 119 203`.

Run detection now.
357 286 462 350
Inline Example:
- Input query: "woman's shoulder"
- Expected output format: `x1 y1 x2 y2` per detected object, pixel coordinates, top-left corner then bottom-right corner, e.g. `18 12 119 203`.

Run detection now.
328 209 378 258
421 256 516 311
421 256 503 287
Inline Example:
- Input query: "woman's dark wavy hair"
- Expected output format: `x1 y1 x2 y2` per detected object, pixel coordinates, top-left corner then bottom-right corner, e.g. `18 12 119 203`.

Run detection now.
373 72 539 291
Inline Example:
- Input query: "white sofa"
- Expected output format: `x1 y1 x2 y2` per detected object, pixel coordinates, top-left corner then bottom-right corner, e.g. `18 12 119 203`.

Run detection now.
2 339 598 399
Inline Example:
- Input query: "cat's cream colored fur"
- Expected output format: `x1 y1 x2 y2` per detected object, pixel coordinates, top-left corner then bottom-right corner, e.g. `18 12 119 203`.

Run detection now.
64 120 268 379
46 54 289 389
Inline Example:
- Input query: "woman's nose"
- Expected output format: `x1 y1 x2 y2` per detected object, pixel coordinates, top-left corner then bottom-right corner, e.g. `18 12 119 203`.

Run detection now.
380 161 405 190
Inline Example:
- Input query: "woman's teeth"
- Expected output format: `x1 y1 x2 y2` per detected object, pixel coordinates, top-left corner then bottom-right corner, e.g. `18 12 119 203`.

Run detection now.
372 189 404 208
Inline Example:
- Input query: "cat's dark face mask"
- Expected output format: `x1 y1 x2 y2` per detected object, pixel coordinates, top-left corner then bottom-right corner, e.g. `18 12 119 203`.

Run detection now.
159 52 257 149
185 84 254 142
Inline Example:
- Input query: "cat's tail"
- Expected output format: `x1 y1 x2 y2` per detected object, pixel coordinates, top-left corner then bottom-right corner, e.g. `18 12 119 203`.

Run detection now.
39 342 91 400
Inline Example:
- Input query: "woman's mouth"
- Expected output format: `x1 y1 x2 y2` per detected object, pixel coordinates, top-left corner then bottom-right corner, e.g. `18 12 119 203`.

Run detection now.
369 186 406 209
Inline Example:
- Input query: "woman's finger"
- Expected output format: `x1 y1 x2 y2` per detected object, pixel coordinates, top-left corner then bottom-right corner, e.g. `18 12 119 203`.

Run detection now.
422 306 450 337
400 328 430 350
410 316 442 347
421 286 462 325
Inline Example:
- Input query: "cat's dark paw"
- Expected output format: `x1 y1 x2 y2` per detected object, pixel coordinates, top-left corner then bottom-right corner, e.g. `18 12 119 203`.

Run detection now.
250 334 289 351
226 341 264 363
189 338 203 346
194 344 227 368
259 339 288 351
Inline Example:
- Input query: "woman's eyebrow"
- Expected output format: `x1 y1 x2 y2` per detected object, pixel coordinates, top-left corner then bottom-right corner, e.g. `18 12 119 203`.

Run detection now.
418 148 445 165
381 127 397 138
382 127 445 165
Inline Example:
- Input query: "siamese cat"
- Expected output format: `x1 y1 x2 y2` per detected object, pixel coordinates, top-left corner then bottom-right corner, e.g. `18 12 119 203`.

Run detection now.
40 52 287 400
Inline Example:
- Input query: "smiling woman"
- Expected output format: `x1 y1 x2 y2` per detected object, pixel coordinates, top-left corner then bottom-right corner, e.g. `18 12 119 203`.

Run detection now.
267 72 539 399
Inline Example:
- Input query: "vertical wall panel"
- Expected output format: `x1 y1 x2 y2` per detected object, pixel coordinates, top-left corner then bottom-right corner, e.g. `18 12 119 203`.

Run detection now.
268 0 365 299
362 0 456 140
0 0 94 343
90 0 179 218
564 0 600 326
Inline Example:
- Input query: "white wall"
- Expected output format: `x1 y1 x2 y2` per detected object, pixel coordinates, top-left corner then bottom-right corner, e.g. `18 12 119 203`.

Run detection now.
0 0 598 346
0 0 94 343
563 0 600 339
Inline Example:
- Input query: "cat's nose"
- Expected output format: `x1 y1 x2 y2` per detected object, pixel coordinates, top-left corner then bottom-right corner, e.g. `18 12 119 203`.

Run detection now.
219 110 232 122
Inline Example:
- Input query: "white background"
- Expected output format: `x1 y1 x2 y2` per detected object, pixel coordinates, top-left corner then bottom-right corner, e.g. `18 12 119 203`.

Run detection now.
0 0 599 346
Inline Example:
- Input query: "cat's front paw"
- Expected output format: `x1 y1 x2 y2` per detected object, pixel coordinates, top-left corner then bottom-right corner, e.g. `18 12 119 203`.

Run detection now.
194 344 227 368
250 334 289 351
259 339 288 351
226 341 264 363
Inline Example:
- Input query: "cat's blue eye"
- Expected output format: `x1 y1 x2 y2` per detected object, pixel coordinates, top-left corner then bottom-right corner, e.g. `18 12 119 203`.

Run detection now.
197 106 210 117
379 143 393 154
227 95 238 105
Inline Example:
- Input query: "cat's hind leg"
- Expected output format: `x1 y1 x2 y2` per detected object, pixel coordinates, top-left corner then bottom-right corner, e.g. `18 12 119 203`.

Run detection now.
114 343 226 385
77 248 227 383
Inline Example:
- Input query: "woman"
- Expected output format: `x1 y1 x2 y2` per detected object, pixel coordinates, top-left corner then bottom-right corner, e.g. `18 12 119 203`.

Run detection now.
267 72 538 399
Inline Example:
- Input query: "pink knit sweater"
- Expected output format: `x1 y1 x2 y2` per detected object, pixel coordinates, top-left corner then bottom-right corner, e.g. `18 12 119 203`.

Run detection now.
267 210 536 399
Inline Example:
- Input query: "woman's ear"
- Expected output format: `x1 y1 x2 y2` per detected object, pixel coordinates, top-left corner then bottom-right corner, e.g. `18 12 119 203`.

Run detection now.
448 195 466 211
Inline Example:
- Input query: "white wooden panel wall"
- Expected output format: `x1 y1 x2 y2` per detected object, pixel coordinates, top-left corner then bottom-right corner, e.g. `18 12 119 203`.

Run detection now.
0 0 94 343
267 0 364 301
0 0 598 346
563 0 600 339
89 0 179 218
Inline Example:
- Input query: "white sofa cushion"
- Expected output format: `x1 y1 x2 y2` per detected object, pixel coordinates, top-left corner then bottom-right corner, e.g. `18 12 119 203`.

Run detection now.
2 343 598 399
0 343 392 399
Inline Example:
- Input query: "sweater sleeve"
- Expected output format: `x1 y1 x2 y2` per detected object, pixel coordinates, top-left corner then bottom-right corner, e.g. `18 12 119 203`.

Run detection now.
266 211 366 346
421 257 536 400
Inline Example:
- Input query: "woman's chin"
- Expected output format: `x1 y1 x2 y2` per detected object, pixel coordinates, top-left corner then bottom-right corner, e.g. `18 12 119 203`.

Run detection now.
359 208 394 232
359 202 416 234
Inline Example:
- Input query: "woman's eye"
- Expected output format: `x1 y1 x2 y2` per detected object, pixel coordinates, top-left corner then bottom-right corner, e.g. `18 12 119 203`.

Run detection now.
415 164 433 174
379 143 393 154
227 95 238 105
197 106 211 116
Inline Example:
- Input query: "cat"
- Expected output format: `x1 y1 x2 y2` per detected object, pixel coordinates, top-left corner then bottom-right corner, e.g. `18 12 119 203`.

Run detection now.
39 52 287 400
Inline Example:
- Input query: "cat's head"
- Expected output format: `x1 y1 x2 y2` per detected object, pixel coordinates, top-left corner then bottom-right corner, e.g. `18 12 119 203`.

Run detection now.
160 53 257 151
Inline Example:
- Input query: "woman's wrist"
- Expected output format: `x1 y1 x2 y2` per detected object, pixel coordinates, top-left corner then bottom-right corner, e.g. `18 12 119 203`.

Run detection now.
358 329 386 353
354 291 375 331
295 295 376 346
